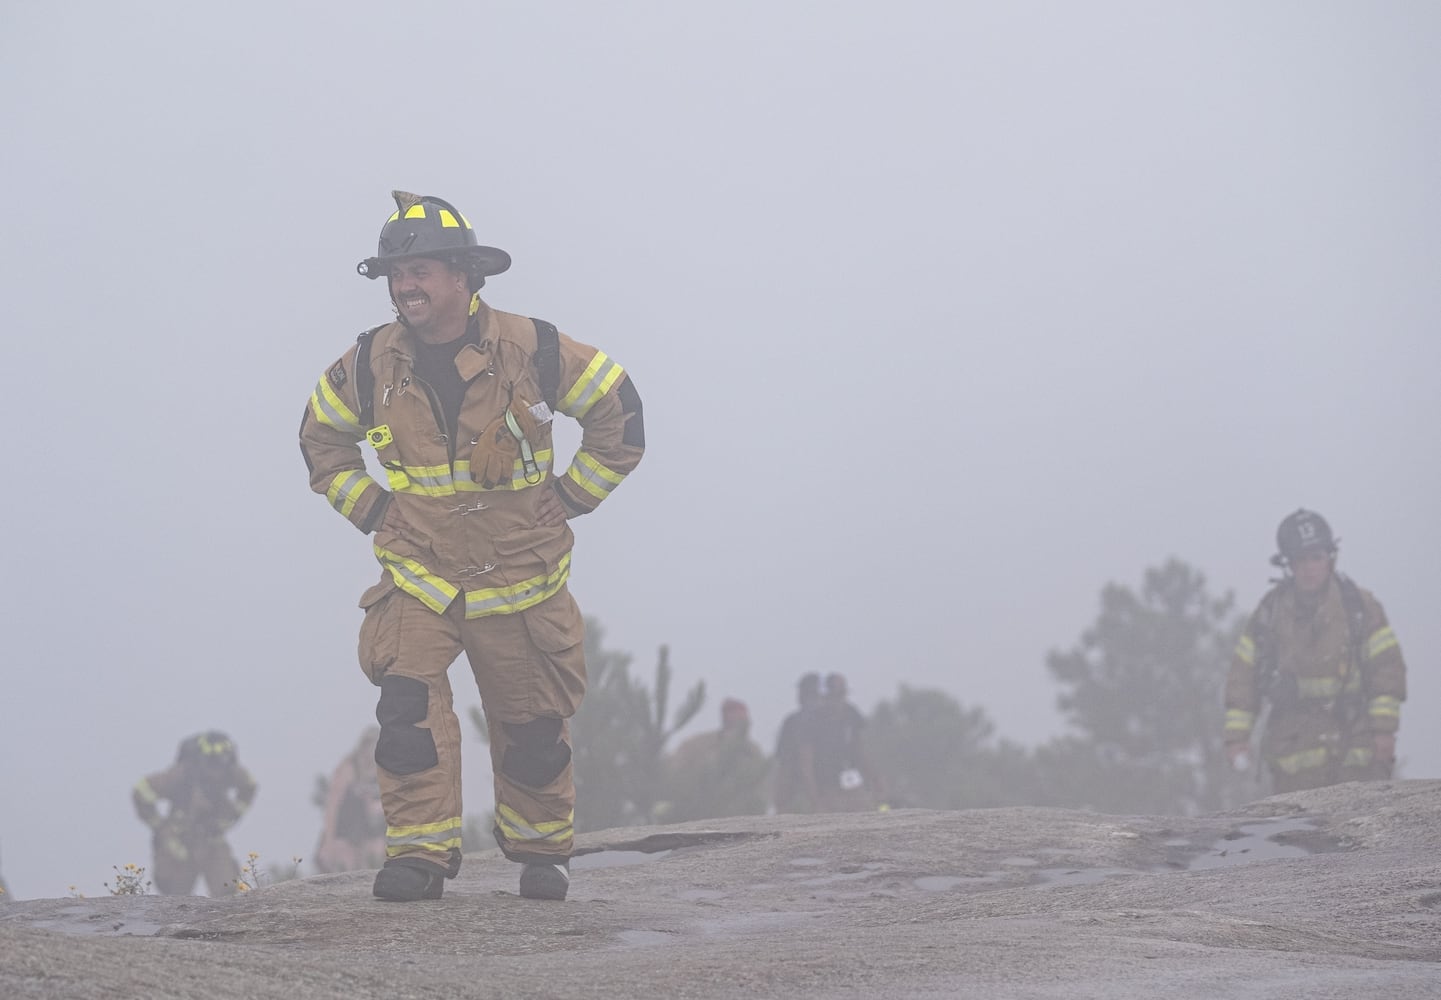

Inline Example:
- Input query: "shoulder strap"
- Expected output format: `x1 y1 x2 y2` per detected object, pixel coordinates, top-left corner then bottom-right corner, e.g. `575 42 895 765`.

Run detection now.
1336 574 1368 658
354 325 383 429
531 318 561 410
1253 584 1283 678
1253 585 1281 642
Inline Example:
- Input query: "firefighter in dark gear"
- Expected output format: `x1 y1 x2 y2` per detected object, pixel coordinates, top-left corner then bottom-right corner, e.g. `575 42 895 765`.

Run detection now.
1224 510 1407 792
132 731 258 896
300 191 645 903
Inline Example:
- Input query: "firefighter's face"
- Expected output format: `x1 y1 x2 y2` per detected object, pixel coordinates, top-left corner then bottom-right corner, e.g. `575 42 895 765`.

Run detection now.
1290 548 1334 594
388 257 471 341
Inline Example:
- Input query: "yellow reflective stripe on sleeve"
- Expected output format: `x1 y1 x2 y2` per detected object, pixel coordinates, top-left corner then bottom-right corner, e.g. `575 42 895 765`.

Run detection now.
373 545 459 614
1369 695 1401 720
310 377 364 434
385 817 462 856
134 778 158 804
495 803 573 844
464 553 571 618
1223 709 1254 735
565 451 625 501
558 352 624 419
1234 634 1256 666
326 469 378 517
1365 626 1398 660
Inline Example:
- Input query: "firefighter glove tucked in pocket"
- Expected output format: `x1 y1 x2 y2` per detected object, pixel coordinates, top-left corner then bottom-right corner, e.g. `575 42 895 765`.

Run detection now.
472 404 541 488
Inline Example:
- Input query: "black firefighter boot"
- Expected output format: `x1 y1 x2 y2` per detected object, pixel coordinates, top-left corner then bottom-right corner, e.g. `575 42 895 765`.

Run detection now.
519 861 570 901
372 857 446 901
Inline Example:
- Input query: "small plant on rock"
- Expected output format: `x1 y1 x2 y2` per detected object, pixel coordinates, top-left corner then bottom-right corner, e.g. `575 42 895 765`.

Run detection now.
105 863 151 896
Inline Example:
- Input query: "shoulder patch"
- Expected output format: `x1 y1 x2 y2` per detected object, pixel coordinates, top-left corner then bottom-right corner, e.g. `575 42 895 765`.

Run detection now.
328 361 348 389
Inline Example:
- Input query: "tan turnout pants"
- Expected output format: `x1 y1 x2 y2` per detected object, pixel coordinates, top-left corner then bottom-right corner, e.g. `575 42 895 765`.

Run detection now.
358 583 586 875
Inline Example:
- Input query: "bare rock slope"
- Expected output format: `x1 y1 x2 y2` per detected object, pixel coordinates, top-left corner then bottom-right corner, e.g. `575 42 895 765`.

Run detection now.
3 780 1439 999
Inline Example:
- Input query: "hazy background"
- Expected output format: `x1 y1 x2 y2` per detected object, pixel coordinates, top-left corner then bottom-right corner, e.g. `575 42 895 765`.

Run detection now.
2 2 1436 899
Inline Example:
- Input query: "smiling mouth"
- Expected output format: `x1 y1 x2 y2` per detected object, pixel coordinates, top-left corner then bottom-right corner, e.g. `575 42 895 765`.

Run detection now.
401 294 429 310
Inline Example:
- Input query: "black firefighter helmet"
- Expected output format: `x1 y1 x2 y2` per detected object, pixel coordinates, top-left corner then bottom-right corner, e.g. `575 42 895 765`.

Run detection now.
177 730 237 768
1273 508 1337 566
356 190 511 287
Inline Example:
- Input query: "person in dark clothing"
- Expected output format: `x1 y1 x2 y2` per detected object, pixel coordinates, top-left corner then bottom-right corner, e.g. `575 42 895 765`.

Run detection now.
772 673 822 813
801 673 886 812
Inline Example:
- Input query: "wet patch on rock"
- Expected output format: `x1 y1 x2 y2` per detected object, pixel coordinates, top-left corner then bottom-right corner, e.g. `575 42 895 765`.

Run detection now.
1185 816 1348 870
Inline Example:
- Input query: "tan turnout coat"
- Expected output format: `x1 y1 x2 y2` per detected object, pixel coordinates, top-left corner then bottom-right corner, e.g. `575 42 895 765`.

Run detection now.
1224 575 1406 791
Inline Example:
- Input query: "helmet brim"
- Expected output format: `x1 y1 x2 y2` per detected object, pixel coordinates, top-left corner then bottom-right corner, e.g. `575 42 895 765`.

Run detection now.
358 246 512 280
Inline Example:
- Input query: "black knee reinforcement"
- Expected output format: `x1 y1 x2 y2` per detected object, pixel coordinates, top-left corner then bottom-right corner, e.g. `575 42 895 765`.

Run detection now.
500 717 572 788
374 675 439 775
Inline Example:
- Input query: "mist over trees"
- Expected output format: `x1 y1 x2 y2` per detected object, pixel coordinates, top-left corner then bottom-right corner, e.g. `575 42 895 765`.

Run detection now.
558 558 1256 826
1040 558 1251 814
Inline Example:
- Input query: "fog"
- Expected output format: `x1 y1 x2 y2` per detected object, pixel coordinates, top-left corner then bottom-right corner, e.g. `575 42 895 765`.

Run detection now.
2 2 1437 901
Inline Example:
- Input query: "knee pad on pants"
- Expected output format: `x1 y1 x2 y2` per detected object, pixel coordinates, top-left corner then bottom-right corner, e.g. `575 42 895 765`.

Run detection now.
375 675 439 775
500 717 571 788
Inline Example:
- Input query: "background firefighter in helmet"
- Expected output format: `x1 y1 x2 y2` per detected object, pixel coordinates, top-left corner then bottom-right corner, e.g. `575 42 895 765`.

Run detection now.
300 191 645 903
312 727 385 874
660 698 769 822
132 731 257 896
1224 510 1407 792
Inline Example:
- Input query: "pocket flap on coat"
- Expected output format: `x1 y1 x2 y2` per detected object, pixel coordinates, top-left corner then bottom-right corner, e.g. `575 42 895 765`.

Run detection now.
522 590 583 653
358 578 396 610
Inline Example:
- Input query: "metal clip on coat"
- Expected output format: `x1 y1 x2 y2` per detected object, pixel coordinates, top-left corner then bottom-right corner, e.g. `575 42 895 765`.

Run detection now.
504 410 542 484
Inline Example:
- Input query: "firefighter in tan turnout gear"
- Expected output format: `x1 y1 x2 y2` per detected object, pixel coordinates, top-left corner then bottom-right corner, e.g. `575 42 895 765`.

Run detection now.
300 191 645 902
1224 510 1406 793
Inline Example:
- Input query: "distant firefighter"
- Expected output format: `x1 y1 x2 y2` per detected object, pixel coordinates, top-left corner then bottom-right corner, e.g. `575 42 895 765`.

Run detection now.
801 673 887 812
1224 510 1407 792
132 731 257 895
313 727 386 874
662 699 769 822
772 673 822 813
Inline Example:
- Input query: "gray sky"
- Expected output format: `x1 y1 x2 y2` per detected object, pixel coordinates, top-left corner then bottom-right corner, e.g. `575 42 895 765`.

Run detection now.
2 1 1437 900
